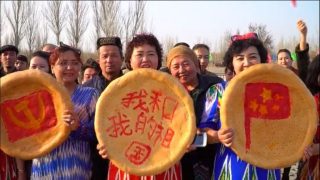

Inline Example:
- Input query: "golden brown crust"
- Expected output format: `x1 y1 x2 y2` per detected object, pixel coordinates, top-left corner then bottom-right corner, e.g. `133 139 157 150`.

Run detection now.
221 64 318 169
0 70 72 160
95 69 196 175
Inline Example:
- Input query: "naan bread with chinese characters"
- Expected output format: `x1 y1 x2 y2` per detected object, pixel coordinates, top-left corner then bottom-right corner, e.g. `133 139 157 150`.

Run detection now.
95 68 196 176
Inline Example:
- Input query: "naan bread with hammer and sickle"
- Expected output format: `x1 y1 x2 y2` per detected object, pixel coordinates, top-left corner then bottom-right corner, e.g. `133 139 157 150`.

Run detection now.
0 70 72 160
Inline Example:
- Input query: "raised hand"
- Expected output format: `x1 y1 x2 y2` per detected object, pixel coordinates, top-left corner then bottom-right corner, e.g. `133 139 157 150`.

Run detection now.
297 19 308 36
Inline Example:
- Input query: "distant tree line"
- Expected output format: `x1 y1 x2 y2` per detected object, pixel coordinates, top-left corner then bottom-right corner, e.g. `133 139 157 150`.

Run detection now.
1 1 318 65
0 0 146 58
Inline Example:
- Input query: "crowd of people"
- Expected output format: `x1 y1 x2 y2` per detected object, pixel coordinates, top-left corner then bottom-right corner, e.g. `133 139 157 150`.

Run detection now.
0 19 319 180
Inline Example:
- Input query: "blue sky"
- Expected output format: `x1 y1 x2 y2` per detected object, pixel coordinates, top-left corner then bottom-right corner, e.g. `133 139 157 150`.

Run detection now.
144 1 319 50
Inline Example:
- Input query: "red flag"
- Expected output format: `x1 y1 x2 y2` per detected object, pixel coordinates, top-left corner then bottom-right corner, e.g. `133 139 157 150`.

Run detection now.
0 90 57 142
244 83 290 151
291 0 297 7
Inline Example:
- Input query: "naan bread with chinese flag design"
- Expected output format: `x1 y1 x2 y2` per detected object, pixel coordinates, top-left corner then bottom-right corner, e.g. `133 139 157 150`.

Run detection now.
95 68 196 176
221 63 318 169
0 70 72 160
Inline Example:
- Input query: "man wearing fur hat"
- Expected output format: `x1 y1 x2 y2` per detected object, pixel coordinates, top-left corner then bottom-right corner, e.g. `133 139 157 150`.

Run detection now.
83 36 124 180
83 36 123 95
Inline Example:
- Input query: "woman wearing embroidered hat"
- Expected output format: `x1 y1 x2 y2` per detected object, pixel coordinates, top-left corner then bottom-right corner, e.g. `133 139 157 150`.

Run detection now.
166 45 223 180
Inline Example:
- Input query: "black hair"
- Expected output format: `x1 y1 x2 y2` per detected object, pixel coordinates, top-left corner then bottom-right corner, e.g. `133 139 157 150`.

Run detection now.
97 37 123 58
223 38 268 73
192 43 210 52
277 49 292 60
174 42 190 48
125 33 163 70
32 51 50 61
81 58 101 75
17 55 28 63
31 50 51 74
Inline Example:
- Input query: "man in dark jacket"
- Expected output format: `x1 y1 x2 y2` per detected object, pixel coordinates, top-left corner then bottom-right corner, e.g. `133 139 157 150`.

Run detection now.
0 45 18 77
83 37 124 95
83 37 124 180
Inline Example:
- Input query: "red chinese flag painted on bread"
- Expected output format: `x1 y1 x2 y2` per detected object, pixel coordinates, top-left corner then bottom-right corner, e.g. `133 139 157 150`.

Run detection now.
244 83 290 151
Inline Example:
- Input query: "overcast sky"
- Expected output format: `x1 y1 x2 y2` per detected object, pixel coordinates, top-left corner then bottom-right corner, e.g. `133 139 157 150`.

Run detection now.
1 1 319 53
144 1 319 50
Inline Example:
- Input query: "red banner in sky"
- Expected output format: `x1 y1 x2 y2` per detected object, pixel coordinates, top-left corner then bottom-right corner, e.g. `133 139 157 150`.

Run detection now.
291 0 297 7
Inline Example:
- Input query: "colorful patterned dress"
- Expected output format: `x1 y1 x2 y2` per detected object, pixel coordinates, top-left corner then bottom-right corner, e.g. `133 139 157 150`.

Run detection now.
31 86 98 180
200 82 281 180
0 150 18 180
107 162 182 180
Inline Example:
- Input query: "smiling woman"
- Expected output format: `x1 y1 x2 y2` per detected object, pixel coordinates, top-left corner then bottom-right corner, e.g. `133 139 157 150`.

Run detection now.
29 51 51 73
50 43 82 87
210 34 283 180
124 33 163 71
96 33 187 180
30 43 99 179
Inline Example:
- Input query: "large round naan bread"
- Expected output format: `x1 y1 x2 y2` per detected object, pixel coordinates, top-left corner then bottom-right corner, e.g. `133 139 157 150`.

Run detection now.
0 70 72 160
95 69 196 176
221 64 318 169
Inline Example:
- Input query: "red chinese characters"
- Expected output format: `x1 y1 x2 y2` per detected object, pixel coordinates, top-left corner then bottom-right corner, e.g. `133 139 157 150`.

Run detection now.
125 141 151 165
0 90 57 142
105 88 179 165
244 83 290 151
106 112 132 137
122 89 149 113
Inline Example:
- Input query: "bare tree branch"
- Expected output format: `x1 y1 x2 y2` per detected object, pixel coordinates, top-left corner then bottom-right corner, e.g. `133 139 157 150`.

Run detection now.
162 35 178 57
4 0 28 48
99 0 122 37
121 1 146 46
214 30 233 66
122 3 132 46
91 0 101 42
218 30 232 53
25 1 38 56
275 36 297 52
43 1 66 45
67 0 88 48
131 1 145 35
248 23 274 51
34 27 49 51
195 37 213 49
2 34 15 45
0 0 3 46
